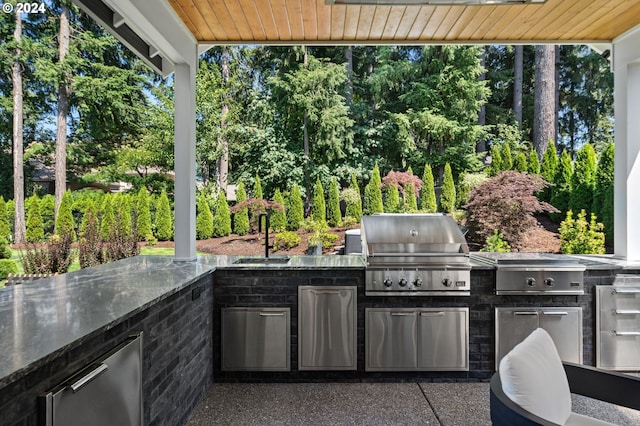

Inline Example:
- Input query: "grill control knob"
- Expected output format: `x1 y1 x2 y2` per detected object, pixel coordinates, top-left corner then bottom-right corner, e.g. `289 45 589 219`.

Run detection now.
544 277 555 287
383 278 393 287
442 278 452 287
526 277 536 287
399 278 408 287
413 278 423 287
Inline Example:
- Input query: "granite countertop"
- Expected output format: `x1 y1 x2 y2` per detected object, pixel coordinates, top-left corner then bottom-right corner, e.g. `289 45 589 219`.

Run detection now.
214 254 367 270
0 256 215 388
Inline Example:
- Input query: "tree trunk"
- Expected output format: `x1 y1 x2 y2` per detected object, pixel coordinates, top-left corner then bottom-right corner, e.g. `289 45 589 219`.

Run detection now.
513 45 523 130
533 45 555 159
216 47 230 193
477 46 487 153
554 45 561 144
55 5 70 228
303 47 310 201
12 11 26 244
344 46 353 106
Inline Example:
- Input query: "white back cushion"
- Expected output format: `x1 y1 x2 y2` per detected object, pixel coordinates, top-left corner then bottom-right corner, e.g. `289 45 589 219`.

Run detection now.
499 328 572 425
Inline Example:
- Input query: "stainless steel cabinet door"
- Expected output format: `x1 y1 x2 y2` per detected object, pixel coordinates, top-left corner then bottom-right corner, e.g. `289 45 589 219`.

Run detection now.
222 308 290 371
495 308 539 369
539 308 583 364
298 286 356 370
418 309 469 371
366 309 418 371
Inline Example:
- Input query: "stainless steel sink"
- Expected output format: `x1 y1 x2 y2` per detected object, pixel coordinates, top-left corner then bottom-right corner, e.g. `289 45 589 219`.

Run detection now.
233 257 291 265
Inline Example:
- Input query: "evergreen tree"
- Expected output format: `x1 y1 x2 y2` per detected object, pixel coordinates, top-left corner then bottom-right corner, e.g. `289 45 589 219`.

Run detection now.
501 143 513 170
440 163 457 213
233 182 250 235
420 164 437 212
384 185 401 213
271 189 287 231
311 179 327 224
155 190 173 241
593 143 614 244
489 144 503 176
40 195 56 237
0 197 9 240
327 178 341 227
100 194 115 240
79 200 96 236
569 143 597 214
404 182 418 213
514 152 528 172
528 148 541 174
117 194 133 239
136 187 153 241
540 142 558 201
253 175 263 199
213 191 232 237
26 195 44 243
364 164 383 215
550 150 573 221
196 192 214 240
55 191 76 240
345 174 362 221
286 184 304 231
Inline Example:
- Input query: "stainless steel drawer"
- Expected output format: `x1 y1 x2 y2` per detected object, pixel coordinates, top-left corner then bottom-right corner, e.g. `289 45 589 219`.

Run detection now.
597 286 640 370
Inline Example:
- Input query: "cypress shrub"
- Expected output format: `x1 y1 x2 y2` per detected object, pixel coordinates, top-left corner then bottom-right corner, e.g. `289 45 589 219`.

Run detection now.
155 190 173 241
528 148 541 174
213 191 232 237
489 144 503 176
0 258 18 280
514 152 528 173
78 202 105 268
253 175 263 199
233 182 250 235
404 182 418 213
6 200 14 238
327 178 341 227
55 191 76 241
364 164 383 215
40 194 56 237
559 210 605 254
0 236 11 260
271 189 287 231
117 194 133 239
100 194 115 240
384 185 401 213
196 192 214 239
540 142 558 202
286 184 304 231
0 196 9 240
136 187 153 241
439 163 457 213
420 164 437 212
569 143 597 214
311 178 326 224
345 174 362 221
501 143 513 171
550 150 573 221
26 195 44 243
594 143 614 244
79 200 96 236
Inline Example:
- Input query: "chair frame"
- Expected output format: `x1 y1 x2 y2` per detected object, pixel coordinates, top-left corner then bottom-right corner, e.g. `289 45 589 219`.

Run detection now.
490 361 640 425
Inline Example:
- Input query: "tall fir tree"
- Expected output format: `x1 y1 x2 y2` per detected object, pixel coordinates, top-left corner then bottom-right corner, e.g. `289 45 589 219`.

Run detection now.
136 187 153 241
213 191 232 237
569 143 597 214
384 185 401 213
26 195 44 243
196 192 214 239
528 148 541 174
117 194 133 239
100 194 115 240
233 182 250 235
440 163 457 213
501 143 513 171
155 190 173 241
540 142 558 201
286 184 304 231
364 164 383 215
550 150 573 221
345 174 362 221
271 189 287 231
311 179 327 224
420 164 437 212
404 182 418 213
55 191 76 240
327 178 341 227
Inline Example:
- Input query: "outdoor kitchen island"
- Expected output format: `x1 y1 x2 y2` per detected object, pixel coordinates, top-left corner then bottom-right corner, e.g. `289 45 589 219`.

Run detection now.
0 253 637 425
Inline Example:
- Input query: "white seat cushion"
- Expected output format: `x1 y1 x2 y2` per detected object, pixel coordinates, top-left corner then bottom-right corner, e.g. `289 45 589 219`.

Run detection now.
499 328 572 425
565 412 616 426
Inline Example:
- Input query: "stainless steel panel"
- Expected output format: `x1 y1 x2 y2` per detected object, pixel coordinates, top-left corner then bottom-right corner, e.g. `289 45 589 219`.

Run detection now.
222 308 290 371
298 286 357 370
495 308 582 369
365 268 470 296
42 333 143 426
597 285 640 370
417 308 469 371
366 309 418 371
496 268 584 295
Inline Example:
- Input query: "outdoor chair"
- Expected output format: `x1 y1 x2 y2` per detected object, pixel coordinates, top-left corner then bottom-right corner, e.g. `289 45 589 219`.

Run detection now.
490 328 640 425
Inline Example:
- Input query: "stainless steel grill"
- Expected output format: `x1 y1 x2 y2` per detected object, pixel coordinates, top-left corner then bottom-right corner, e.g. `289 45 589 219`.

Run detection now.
361 214 471 296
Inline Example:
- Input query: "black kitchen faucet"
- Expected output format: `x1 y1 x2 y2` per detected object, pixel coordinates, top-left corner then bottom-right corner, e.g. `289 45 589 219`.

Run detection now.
258 213 272 258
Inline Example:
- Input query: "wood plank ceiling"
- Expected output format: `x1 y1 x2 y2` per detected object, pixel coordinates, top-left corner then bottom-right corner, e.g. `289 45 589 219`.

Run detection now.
168 0 640 44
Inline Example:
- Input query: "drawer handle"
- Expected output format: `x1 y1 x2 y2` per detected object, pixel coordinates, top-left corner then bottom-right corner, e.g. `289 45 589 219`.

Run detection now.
391 312 416 316
514 312 539 316
259 312 286 316
615 310 640 315
614 331 640 336
542 311 568 316
613 288 640 294
70 363 108 393
420 312 445 317
314 290 341 295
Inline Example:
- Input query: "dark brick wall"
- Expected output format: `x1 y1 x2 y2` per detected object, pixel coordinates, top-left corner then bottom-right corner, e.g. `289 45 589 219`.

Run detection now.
213 268 617 383
0 274 213 426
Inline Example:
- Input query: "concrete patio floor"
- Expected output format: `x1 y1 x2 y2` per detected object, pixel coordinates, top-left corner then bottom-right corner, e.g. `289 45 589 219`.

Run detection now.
186 382 640 425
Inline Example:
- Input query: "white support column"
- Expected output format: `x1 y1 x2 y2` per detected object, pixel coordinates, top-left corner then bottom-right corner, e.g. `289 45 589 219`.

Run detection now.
173 62 197 261
614 27 640 260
